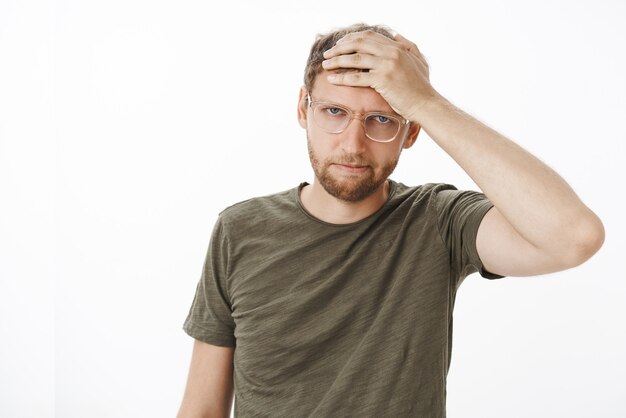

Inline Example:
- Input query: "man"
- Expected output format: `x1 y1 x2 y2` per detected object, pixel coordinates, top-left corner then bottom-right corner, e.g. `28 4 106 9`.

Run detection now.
177 23 604 418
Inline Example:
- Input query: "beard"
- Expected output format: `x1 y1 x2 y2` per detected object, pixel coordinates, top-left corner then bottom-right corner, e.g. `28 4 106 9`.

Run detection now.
306 135 399 202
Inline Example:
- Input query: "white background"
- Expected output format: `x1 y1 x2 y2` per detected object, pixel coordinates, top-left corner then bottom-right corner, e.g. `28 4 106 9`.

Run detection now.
1 0 625 417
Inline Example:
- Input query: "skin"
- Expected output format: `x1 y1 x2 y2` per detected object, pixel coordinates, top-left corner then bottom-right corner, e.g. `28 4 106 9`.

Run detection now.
297 70 421 224
301 29 604 276
178 29 607 418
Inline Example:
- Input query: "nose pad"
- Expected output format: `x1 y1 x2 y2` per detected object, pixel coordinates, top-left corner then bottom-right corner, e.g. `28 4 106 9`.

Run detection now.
340 117 368 153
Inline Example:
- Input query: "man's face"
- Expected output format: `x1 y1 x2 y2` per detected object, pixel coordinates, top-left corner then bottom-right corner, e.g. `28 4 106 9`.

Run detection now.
297 70 420 202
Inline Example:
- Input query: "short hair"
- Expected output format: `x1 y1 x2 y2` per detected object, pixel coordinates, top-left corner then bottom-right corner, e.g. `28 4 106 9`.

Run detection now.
303 23 395 95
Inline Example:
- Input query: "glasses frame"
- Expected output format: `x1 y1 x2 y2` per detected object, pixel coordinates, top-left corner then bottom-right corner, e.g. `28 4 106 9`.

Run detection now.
306 93 410 143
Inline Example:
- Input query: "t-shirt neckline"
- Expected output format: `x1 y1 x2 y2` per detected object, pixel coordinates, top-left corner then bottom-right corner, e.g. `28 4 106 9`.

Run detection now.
293 179 398 227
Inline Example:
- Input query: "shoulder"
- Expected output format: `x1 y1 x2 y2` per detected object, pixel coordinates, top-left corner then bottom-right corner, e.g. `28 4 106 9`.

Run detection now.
409 181 489 207
216 185 299 232
389 181 492 224
390 179 461 206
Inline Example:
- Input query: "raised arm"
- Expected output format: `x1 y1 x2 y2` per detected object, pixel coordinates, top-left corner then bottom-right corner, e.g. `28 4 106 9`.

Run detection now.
414 94 604 276
321 30 604 276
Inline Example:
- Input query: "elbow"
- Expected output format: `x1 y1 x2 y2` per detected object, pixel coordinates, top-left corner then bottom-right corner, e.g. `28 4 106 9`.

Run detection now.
567 213 606 267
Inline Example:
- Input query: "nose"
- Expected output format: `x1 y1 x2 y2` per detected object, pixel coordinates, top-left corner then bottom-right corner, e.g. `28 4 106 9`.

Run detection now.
339 116 368 155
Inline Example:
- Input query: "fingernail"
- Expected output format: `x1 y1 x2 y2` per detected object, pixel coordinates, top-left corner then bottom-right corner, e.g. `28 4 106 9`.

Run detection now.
327 74 336 81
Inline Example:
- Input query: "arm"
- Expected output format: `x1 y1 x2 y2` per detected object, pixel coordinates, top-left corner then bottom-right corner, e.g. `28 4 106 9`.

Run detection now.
321 30 605 276
416 93 605 275
177 339 235 418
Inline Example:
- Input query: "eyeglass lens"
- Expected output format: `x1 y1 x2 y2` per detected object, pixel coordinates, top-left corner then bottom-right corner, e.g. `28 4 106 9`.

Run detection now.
313 104 400 142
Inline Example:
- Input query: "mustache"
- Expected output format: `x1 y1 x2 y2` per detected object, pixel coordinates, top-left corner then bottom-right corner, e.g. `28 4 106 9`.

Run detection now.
329 155 371 166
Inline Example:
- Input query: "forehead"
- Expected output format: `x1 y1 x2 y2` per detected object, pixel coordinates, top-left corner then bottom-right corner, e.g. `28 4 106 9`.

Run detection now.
311 70 397 114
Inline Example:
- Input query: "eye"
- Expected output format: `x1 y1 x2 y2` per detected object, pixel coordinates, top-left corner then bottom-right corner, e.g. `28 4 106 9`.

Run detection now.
373 115 391 124
323 106 346 116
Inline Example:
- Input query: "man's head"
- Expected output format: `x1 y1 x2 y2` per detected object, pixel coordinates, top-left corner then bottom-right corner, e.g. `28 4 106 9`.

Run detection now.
298 23 421 202
303 23 395 95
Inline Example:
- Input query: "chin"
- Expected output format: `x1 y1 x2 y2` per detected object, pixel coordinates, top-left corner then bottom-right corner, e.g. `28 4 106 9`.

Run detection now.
319 173 386 202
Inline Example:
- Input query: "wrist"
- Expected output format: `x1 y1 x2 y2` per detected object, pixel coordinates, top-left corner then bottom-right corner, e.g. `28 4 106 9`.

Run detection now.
408 89 445 125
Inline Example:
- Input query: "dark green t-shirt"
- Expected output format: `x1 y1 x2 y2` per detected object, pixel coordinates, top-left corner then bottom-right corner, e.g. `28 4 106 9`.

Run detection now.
183 179 506 417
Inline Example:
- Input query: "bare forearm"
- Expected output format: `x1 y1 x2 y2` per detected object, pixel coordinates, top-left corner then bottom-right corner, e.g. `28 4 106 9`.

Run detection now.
177 389 233 418
177 340 235 418
413 93 604 258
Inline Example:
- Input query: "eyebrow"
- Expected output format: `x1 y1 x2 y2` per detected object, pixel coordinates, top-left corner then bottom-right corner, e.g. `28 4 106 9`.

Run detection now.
312 96 400 116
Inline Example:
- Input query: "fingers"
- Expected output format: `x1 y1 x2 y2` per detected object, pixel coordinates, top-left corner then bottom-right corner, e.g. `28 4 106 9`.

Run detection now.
327 30 428 69
394 33 421 56
323 30 429 87
394 33 429 67
323 30 400 74
326 70 372 87
322 52 378 71
323 36 387 60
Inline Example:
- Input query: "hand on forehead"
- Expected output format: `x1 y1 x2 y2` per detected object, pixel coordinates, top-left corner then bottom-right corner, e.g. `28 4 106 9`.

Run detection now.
325 29 425 62
320 29 433 122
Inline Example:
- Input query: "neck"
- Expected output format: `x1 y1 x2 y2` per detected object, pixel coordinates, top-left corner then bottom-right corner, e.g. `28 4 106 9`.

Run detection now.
300 179 390 224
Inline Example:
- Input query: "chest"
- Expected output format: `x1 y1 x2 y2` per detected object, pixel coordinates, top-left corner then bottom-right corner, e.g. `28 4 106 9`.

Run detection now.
227 219 453 377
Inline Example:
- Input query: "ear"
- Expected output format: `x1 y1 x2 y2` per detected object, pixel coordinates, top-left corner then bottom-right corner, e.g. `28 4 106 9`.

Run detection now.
297 86 308 129
401 122 421 149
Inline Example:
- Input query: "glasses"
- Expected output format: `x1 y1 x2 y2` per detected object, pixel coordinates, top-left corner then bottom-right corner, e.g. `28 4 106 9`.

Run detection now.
307 93 409 143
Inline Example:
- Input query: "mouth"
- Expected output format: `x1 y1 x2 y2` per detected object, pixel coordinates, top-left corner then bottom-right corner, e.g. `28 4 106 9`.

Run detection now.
332 163 369 173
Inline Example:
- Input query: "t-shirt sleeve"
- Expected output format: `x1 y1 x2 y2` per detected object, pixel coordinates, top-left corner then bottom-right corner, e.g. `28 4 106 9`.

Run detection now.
433 184 506 282
182 216 237 347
